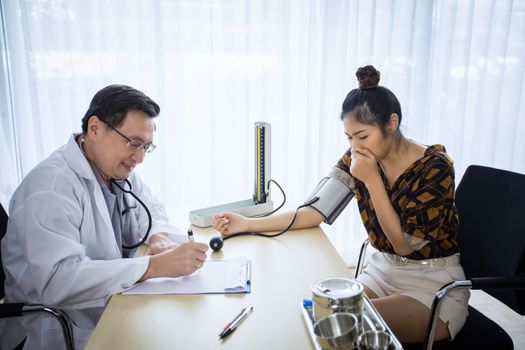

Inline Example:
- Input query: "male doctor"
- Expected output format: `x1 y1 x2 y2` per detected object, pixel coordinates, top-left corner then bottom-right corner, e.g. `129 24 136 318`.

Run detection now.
1 84 208 349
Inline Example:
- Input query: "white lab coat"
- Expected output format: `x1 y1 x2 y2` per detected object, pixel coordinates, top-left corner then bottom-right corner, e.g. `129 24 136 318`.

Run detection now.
1 135 178 349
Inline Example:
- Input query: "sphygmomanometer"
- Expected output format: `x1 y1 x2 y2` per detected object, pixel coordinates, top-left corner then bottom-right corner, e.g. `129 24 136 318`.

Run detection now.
305 168 356 224
188 122 355 252
208 167 355 252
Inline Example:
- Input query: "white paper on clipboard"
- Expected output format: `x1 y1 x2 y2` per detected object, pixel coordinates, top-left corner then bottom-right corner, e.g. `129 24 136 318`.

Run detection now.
122 257 251 295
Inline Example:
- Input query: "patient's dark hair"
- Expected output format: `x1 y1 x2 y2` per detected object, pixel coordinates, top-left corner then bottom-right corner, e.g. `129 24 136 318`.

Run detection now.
340 65 402 136
81 84 160 133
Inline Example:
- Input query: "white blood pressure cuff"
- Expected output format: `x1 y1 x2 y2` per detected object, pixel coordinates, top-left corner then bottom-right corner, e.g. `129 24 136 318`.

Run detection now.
305 167 356 224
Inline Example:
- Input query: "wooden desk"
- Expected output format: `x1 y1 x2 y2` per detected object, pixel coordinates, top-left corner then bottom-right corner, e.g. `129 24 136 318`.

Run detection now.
86 227 354 349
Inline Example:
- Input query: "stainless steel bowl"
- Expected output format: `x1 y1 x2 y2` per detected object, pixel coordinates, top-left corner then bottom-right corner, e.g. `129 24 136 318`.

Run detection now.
357 330 395 350
313 312 358 350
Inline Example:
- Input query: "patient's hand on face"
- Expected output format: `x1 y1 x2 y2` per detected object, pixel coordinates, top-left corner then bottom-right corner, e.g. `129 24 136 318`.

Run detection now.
146 233 179 255
212 212 249 236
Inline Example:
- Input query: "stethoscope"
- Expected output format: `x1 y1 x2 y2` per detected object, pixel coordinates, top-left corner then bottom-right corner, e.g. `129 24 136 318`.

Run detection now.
111 178 152 249
79 136 152 250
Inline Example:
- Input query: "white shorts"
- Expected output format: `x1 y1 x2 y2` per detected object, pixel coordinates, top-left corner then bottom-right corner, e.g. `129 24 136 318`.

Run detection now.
356 251 470 339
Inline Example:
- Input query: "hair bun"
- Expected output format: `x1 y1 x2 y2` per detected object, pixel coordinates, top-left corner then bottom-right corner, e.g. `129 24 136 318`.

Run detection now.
356 65 380 90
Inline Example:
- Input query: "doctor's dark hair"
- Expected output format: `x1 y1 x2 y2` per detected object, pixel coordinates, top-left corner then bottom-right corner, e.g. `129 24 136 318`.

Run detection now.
340 65 402 136
81 84 160 133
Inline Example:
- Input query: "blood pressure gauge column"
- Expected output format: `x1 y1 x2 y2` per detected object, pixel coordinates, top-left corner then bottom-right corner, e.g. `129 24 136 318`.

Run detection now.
254 122 271 204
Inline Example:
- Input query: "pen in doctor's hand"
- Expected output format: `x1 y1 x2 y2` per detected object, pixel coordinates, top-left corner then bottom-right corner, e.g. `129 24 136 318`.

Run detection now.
219 306 254 339
187 228 195 242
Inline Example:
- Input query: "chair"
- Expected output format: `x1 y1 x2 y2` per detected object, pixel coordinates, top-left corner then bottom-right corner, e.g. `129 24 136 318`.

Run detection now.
0 202 75 350
355 165 525 350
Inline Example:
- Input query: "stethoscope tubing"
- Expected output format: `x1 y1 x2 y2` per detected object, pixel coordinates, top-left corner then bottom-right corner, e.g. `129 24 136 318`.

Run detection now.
111 178 152 249
78 136 152 250
215 197 319 249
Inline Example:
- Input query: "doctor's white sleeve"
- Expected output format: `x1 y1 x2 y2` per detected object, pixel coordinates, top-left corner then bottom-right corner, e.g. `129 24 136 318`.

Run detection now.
6 191 150 309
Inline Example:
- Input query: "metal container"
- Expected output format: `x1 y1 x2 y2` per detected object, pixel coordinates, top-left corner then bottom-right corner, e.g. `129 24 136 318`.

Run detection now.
357 330 395 350
313 313 358 350
311 277 364 331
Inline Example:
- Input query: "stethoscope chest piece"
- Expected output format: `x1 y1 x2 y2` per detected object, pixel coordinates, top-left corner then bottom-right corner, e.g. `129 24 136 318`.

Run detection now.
210 237 224 252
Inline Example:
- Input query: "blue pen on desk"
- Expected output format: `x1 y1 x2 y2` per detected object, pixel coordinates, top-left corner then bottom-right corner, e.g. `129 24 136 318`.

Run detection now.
187 228 195 242
219 306 254 339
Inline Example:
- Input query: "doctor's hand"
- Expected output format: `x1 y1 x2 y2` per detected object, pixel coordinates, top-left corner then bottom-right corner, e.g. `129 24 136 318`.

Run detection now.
350 148 381 186
212 212 249 236
145 233 179 255
139 242 209 281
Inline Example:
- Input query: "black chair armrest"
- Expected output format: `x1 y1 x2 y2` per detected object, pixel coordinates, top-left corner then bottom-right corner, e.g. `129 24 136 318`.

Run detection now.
0 303 24 318
470 276 525 290
355 238 370 278
423 280 472 350
423 275 525 350
0 303 75 350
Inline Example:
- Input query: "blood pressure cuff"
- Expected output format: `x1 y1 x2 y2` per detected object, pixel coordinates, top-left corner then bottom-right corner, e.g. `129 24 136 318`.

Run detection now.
305 167 356 224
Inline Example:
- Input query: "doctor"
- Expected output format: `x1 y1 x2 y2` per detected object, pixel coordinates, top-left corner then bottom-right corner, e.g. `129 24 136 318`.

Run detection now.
1 84 208 349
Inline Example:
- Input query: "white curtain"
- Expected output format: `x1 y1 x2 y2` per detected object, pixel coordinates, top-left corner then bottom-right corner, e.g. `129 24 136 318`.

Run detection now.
1 0 524 265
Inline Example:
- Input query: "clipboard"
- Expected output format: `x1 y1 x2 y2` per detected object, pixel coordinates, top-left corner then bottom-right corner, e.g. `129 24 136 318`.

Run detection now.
122 257 252 295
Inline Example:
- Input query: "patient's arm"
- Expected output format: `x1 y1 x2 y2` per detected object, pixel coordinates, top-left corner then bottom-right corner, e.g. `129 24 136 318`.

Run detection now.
213 206 324 236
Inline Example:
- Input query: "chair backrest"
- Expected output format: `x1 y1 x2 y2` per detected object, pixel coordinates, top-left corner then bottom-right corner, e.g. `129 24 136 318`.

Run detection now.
456 165 525 315
1 202 8 299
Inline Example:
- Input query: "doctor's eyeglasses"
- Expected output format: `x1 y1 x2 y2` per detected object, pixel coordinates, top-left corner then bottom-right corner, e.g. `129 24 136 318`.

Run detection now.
103 120 157 154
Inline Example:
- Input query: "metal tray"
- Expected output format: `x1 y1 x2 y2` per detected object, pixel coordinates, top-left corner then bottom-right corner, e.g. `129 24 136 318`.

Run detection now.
301 297 404 349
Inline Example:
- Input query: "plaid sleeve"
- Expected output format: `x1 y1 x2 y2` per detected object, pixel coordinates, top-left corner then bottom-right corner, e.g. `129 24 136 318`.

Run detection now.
401 155 456 251
335 147 352 174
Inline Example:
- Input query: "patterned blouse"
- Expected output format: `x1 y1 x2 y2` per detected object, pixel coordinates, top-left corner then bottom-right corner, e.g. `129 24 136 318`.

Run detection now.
334 144 459 260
